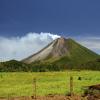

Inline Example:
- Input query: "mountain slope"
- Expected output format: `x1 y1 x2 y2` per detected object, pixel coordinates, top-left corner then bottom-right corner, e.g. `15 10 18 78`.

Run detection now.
22 37 71 63
51 38 99 68
22 37 99 69
80 58 100 70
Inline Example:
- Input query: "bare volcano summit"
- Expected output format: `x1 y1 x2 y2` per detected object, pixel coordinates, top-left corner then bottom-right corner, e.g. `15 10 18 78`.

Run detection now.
22 37 69 64
22 37 99 65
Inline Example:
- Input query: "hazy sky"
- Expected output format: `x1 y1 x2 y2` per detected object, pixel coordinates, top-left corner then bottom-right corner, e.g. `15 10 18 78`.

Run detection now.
0 0 100 60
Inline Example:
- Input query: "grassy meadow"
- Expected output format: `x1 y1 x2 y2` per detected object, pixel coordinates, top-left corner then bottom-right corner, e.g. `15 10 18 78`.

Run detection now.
0 71 100 97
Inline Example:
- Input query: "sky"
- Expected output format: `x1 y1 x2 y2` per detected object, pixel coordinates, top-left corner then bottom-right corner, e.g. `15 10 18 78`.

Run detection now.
0 0 100 61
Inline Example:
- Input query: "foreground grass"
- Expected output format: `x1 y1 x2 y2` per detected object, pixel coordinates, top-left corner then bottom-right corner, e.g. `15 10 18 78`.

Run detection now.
0 71 100 97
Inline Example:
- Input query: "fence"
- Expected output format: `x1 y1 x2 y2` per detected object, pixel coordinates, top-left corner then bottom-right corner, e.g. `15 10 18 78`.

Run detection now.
0 73 87 100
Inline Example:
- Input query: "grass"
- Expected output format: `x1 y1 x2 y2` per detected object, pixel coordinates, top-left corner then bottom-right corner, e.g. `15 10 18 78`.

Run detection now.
0 71 100 97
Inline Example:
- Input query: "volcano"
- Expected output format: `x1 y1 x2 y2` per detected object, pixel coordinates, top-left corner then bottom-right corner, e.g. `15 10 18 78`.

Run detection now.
22 37 99 67
1 37 100 71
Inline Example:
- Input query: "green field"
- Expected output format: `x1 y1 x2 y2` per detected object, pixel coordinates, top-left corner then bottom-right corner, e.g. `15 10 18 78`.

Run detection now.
0 71 100 97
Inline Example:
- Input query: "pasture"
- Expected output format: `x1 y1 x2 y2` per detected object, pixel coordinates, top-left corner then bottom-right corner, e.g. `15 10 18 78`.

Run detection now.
0 71 100 97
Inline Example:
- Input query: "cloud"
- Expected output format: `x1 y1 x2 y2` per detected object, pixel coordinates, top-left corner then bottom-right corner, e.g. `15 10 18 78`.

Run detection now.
0 32 60 61
0 33 100 61
75 37 100 54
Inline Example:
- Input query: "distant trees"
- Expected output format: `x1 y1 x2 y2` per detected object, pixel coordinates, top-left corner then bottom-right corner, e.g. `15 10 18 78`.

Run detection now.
0 59 100 72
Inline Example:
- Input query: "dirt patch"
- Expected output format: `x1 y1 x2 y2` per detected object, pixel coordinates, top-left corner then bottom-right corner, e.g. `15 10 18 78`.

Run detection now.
0 95 88 100
0 94 100 100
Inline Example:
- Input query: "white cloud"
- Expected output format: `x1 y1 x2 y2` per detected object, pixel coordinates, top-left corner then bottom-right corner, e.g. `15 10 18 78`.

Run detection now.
0 32 60 61
75 37 100 54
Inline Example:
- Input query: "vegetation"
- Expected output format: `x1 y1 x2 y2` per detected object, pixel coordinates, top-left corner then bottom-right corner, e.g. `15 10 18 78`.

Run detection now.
0 58 100 72
80 58 100 70
0 71 100 97
0 60 31 72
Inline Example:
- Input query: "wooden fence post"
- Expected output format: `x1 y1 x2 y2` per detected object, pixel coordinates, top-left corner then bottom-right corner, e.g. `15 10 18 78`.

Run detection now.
7 94 10 100
33 78 37 100
70 76 73 96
